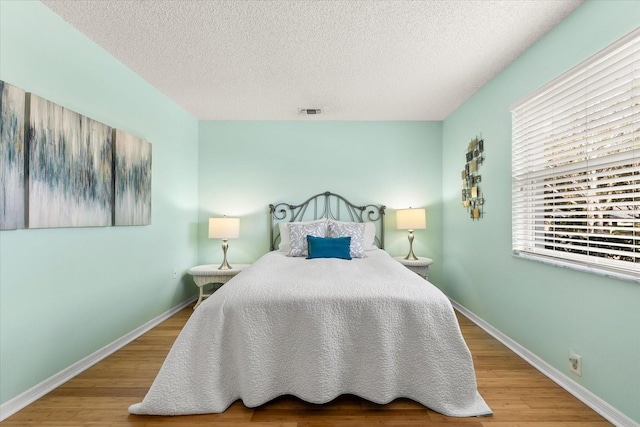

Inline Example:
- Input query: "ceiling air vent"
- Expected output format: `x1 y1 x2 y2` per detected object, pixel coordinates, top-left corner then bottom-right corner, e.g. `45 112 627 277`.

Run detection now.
299 108 322 115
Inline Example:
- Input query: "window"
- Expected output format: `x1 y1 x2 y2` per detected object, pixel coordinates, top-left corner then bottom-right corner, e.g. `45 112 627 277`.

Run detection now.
511 28 640 280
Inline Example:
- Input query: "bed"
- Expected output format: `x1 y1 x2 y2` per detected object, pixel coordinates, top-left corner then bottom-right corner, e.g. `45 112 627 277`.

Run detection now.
129 192 491 417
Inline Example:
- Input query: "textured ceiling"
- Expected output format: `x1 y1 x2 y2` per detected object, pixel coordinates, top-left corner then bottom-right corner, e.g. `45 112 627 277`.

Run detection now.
42 0 583 120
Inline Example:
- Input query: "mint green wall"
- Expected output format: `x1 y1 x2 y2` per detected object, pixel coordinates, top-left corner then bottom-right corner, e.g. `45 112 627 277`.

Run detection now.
0 1 199 405
441 1 640 423
2 0 638 422
198 121 443 283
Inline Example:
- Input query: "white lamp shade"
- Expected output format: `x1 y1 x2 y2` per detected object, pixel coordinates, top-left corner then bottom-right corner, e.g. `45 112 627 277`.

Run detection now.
209 217 240 239
396 208 426 230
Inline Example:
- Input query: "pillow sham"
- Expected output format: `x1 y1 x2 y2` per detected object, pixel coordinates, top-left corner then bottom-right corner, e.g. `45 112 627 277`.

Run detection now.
278 219 326 252
327 220 366 258
287 220 328 257
306 236 352 260
327 220 377 251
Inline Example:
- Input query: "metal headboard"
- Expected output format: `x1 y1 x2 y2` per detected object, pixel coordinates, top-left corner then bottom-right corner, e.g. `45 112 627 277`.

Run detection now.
269 191 386 251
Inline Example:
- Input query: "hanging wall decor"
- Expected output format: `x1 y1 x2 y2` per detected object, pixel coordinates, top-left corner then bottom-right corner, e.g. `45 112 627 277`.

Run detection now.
0 79 152 230
461 136 484 220
27 93 113 228
0 81 26 230
114 129 152 226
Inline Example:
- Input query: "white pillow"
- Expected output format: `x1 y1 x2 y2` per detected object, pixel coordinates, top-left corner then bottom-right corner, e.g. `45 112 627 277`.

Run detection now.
287 221 328 257
363 222 377 251
327 220 366 258
278 219 326 252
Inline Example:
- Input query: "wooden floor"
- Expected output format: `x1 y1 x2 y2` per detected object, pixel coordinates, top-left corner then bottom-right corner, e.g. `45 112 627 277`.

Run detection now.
1 306 611 427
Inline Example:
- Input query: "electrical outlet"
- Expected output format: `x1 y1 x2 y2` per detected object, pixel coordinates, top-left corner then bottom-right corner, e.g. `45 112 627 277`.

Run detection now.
172 268 178 279
569 351 582 376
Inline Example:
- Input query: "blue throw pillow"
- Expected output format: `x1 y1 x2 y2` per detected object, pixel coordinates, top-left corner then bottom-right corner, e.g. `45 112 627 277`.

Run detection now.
306 236 352 260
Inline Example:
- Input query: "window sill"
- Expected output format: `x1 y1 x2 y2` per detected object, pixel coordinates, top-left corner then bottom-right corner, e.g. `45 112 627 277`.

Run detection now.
512 251 640 284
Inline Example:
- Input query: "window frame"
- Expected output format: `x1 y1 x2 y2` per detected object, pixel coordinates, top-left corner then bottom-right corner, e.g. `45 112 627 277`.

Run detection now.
511 28 640 282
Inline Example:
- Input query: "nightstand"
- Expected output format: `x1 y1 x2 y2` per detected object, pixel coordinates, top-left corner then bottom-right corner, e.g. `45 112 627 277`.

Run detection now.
187 264 250 309
394 256 433 280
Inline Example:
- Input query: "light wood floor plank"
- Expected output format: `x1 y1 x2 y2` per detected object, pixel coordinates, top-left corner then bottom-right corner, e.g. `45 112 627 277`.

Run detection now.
0 307 611 426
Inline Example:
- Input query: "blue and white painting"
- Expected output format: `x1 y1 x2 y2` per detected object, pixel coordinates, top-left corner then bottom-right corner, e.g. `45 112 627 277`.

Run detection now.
0 81 26 230
27 94 113 228
114 129 151 226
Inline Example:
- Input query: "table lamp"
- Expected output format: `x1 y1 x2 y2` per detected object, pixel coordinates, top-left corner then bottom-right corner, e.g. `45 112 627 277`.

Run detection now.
396 208 426 261
209 217 240 270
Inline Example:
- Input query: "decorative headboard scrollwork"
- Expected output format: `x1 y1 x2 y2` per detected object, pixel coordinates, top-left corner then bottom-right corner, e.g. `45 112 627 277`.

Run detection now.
269 191 386 251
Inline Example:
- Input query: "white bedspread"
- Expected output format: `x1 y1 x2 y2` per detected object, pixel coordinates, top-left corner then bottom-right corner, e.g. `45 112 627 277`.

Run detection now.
129 250 491 417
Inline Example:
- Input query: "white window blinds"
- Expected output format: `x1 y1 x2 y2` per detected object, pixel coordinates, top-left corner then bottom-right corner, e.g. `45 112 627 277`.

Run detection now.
511 28 640 279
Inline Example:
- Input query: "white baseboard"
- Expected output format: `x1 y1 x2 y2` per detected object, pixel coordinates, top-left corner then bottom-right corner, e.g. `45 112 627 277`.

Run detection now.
0 297 196 422
450 299 639 427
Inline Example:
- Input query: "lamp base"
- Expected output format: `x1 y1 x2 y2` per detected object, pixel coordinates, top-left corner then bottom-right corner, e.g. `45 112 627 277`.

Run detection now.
404 252 419 261
218 239 233 270
218 260 232 270
404 229 419 261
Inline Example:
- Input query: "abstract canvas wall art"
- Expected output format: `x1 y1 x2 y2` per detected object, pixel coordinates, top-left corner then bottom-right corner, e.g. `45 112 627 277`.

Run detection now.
1 81 151 231
27 93 113 228
0 81 26 230
114 130 151 226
